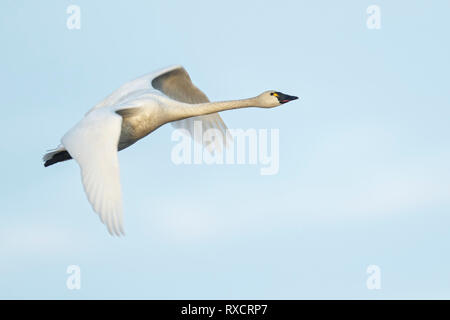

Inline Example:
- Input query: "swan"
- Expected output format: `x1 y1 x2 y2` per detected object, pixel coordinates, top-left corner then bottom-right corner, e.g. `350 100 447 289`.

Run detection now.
43 65 298 236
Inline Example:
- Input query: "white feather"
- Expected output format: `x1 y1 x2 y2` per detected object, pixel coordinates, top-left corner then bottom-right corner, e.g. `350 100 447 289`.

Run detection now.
61 108 124 236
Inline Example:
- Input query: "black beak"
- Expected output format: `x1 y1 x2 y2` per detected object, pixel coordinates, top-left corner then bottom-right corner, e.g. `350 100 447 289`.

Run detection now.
276 92 298 104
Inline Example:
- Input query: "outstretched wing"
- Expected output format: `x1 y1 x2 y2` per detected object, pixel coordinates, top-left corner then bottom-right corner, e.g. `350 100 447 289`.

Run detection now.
89 65 183 112
61 108 124 236
89 65 230 151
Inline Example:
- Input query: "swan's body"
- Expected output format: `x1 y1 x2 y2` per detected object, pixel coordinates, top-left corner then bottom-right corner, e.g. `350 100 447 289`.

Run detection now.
44 65 298 236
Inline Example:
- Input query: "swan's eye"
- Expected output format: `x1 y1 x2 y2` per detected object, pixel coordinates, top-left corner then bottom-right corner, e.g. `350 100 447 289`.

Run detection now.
271 92 278 97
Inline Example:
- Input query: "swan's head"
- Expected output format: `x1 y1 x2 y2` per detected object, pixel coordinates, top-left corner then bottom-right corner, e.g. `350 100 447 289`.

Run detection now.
256 90 298 108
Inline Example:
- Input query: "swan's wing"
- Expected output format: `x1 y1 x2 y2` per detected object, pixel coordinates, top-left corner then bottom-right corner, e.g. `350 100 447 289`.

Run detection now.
151 66 231 152
61 108 124 236
89 65 230 151
89 65 184 112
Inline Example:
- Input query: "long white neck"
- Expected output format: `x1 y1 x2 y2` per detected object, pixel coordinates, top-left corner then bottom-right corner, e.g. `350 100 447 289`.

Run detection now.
164 97 260 122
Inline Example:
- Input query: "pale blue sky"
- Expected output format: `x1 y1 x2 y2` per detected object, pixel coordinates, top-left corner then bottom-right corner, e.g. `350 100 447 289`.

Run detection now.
1 0 449 299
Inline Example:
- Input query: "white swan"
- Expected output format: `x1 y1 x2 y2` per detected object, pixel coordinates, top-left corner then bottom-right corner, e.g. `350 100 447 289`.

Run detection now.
43 65 298 236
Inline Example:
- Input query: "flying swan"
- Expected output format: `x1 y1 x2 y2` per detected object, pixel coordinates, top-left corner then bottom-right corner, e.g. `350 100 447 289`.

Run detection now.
43 65 298 236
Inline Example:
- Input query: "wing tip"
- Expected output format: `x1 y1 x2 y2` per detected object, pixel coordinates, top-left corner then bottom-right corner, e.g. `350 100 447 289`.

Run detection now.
106 224 126 237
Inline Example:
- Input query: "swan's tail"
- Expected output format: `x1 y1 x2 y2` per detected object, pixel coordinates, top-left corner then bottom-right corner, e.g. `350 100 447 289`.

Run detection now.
43 145 72 167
